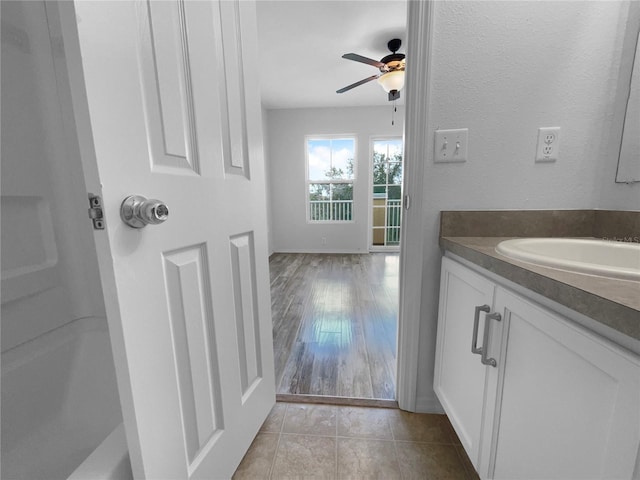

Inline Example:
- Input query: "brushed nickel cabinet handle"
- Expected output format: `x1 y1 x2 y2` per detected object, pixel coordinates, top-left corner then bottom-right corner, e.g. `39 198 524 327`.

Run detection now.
472 305 491 356
481 312 502 367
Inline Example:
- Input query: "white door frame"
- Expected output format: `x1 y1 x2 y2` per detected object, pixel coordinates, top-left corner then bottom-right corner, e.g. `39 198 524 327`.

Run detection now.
396 0 435 412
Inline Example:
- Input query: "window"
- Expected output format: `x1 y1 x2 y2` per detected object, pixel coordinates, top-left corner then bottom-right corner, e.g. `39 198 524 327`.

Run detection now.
372 138 403 247
306 137 355 222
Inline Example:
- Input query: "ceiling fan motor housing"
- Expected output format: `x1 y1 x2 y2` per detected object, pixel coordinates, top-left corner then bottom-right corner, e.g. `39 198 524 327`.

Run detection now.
379 54 405 72
380 39 405 72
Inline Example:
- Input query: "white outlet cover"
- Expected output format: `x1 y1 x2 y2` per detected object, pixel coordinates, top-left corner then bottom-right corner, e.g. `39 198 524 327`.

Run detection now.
536 127 561 162
434 128 468 163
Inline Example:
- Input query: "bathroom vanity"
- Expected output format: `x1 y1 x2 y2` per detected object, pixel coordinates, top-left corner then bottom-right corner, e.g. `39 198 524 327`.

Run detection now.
434 210 640 480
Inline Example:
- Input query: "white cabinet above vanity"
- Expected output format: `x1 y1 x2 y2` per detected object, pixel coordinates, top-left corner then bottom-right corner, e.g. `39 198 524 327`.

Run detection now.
435 255 640 480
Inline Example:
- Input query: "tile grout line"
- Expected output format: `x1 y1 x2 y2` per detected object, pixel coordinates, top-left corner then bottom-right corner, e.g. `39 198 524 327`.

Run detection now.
260 401 466 479
394 438 461 446
267 403 288 480
392 440 405 480
388 415 407 480
266 430 458 445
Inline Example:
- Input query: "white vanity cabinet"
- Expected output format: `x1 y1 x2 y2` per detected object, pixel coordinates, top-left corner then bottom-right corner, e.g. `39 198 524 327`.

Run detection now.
435 255 640 480
433 256 496 470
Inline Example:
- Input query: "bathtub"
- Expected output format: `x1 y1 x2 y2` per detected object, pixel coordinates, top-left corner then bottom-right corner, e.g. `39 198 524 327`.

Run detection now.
1 316 132 480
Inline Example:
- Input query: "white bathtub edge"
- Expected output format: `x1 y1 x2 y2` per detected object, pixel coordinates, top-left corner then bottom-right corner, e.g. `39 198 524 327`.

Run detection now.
67 423 132 480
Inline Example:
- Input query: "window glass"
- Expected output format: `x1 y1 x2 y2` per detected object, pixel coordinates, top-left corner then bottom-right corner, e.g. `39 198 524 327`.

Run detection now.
306 137 355 222
371 138 403 247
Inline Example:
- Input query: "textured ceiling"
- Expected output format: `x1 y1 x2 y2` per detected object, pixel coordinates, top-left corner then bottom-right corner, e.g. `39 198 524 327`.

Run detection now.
256 0 408 110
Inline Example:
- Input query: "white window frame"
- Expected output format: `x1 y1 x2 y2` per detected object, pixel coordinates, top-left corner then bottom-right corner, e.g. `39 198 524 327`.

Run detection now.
305 135 357 224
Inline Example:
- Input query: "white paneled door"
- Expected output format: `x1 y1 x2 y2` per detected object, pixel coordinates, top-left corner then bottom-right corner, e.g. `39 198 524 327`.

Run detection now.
59 1 275 477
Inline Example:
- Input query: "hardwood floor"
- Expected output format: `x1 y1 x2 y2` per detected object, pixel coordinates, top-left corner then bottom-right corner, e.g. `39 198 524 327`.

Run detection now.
269 253 398 400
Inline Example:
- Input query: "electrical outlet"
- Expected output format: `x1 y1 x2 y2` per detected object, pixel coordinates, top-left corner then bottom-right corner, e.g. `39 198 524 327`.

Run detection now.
321 237 327 245
434 128 468 163
536 127 561 162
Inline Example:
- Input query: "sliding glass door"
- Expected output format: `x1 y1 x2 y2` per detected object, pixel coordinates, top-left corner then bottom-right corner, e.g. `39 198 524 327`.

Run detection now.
371 138 403 250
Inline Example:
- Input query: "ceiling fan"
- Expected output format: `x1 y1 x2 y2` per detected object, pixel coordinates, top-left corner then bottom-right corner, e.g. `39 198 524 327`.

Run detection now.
336 38 406 101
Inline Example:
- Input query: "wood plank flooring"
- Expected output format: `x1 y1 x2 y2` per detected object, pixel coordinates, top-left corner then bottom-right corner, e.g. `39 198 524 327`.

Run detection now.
269 253 398 400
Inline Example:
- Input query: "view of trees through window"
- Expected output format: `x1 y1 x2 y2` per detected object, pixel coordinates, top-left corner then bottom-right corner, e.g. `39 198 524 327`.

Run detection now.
307 137 355 221
372 139 403 247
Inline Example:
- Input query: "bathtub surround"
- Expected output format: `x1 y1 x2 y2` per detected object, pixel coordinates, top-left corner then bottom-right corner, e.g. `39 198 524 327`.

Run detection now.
1 0 106 354
1 317 122 479
68 424 132 480
1 2 120 478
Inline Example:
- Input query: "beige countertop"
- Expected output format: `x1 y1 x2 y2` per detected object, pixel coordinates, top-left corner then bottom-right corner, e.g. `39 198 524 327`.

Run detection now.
440 236 640 342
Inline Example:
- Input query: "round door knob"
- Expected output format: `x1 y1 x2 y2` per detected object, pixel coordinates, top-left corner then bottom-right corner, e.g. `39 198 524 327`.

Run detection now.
120 195 169 228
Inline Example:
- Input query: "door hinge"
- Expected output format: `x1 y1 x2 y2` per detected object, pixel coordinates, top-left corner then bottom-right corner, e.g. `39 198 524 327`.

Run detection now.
403 194 411 210
87 193 105 230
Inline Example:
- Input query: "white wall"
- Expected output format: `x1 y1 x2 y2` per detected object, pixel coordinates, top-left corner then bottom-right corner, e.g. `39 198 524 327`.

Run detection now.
410 1 640 410
262 107 275 255
265 106 404 253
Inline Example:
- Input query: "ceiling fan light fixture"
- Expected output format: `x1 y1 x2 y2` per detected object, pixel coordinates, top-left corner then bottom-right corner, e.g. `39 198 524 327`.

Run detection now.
377 70 405 93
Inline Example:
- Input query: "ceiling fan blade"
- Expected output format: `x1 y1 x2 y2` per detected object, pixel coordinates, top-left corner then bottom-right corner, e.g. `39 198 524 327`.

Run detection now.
336 75 380 94
342 53 385 68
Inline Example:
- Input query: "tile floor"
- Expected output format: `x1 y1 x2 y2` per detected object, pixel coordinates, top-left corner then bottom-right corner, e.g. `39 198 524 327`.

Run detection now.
233 402 480 479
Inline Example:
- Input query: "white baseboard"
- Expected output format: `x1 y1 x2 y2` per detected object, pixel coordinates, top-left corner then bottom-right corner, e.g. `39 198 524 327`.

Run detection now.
415 395 445 414
369 247 400 253
273 248 366 254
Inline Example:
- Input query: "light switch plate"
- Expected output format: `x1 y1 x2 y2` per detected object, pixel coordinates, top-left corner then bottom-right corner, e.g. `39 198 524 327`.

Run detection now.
434 128 468 163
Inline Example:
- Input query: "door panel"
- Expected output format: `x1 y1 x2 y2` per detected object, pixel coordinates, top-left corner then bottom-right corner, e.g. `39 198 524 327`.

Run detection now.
230 232 263 398
63 0 275 477
217 1 250 174
489 288 640 479
138 0 200 173
163 244 224 464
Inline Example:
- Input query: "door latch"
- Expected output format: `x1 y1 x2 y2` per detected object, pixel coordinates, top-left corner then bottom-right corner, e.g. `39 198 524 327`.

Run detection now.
87 193 105 230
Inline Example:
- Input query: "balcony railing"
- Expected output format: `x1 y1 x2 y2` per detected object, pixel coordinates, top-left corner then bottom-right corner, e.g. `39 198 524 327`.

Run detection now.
310 200 353 221
309 199 402 245
386 199 402 244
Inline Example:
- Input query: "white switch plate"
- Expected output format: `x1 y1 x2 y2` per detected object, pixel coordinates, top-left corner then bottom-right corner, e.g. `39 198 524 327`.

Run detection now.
535 127 561 162
434 128 468 163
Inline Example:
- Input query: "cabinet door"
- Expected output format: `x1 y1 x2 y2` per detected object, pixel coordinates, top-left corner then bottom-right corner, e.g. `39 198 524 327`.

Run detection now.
488 288 640 479
435 257 496 469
